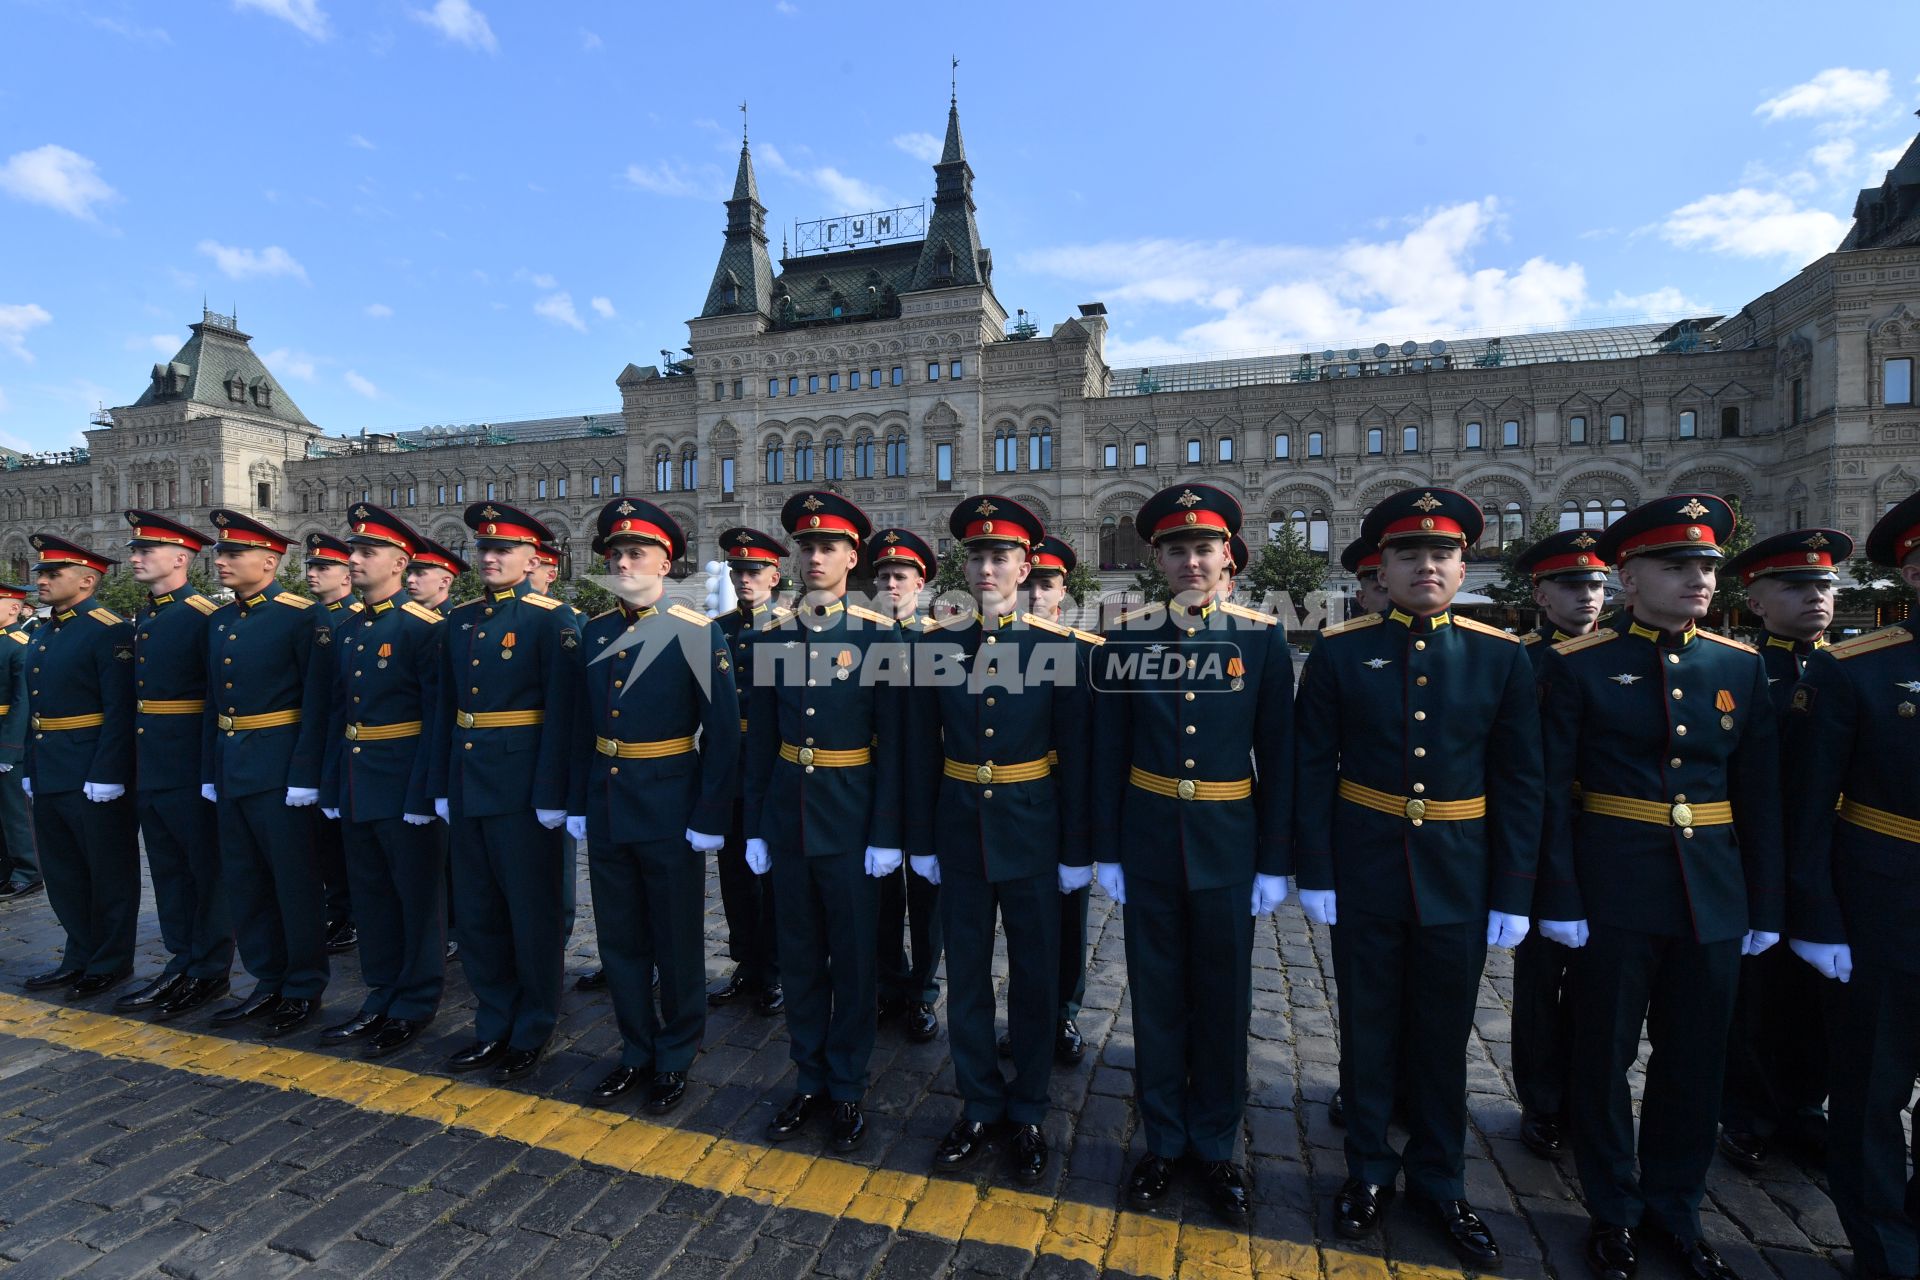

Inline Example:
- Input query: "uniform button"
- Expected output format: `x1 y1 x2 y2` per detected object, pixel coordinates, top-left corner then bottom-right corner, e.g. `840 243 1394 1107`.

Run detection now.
805 707 816 717
1674 793 1687 803
472 660 480 667
1185 724 1196 735
1185 691 1196 701
1413 783 1426 794
986 697 996 707
137 680 144 688
982 789 994 799
29 668 37 674
1416 676 1428 686
805 737 815 746
1414 710 1426 721
225 682 233 690
353 671 361 677
610 710 619 718
137 657 145 664
1682 828 1695 839
357 644 365 652
1185 758 1196 769
471 687 479 695
1186 627 1197 636
1667 653 1680 665
610 766 620 775
985 635 997 645
613 680 622 689
1671 688 1683 700
807 679 816 687
1414 747 1427 757
136 727 144 735
352 746 361 754
984 728 994 738
1415 640 1426 651
477 632 487 640
484 608 493 616
810 650 818 658
1675 725 1687 736
1669 757 1682 768
464 742 473 750
804 765 815 773
223 658 231 665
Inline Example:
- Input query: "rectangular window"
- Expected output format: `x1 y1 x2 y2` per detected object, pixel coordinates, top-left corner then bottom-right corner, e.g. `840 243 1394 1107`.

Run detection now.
733 379 743 399
891 366 903 386
1721 406 1741 437
1402 425 1419 453
486 482 497 501
714 381 725 402
406 486 416 506
683 456 698 490
611 474 622 494
1274 434 1290 459
1030 433 1052 471
808 374 820 394
1104 443 1118 469
1608 413 1626 442
537 478 548 498
1308 431 1324 457
256 481 271 508
935 442 953 488
1219 437 1233 462
769 378 780 398
1134 441 1148 467
1465 421 1482 449
927 363 940 382
1678 410 1697 439
871 368 882 387
1366 428 1383 455
1569 415 1587 443
455 483 464 502
557 477 568 497
828 373 840 392
1186 438 1201 464
950 360 963 380
788 377 800 396
591 476 601 497
1502 419 1520 447
437 484 447 504
390 486 399 505
721 457 735 498
1887 357 1914 406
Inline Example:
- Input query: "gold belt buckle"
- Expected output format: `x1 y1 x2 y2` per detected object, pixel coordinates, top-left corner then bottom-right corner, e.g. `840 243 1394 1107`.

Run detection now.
28 714 40 730
344 724 361 740
596 738 617 757
1670 802 1694 828
797 746 815 766
456 710 475 729
216 714 235 731
1405 797 1427 821
976 764 993 784
1176 778 1197 801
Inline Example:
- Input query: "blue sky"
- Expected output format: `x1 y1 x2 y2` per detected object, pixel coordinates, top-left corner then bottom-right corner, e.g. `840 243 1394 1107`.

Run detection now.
1 0 1915 453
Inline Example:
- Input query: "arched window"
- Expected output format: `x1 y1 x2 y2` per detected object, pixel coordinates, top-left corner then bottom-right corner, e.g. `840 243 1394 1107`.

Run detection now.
1307 431 1324 457
1366 428 1383 455
764 442 784 485
1678 410 1697 439
1502 419 1521 447
1569 415 1587 444
994 425 1017 473
1283 507 1330 553
1218 436 1233 462
795 437 814 483
853 432 875 479
1273 432 1290 460
885 431 908 477
1608 413 1627 442
823 437 844 481
1464 421 1483 450
681 446 698 491
1028 422 1053 471
1099 515 1148 568
653 447 671 492
1186 438 1201 465
1402 425 1419 453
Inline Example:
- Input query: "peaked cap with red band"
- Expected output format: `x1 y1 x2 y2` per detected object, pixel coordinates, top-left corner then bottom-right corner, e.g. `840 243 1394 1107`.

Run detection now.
463 501 552 550
124 509 213 554
1339 537 1382 578
718 526 788 568
781 490 872 546
208 509 292 555
535 542 561 567
1361 487 1482 550
1515 527 1612 583
596 497 684 561
948 494 1044 551
29 533 116 575
1031 535 1077 576
1137 483 1241 544
410 535 468 577
1866 489 1920 568
344 503 422 556
1227 534 1250 574
1595 493 1733 564
1726 527 1851 585
867 527 936 577
0 583 29 602
304 532 352 565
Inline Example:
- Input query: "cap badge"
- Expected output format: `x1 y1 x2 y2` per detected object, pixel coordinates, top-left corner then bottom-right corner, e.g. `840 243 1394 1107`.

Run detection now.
1413 492 1443 512
974 499 999 517
1420 517 1436 530
214 513 230 527
1571 533 1597 549
1686 526 1704 542
734 531 754 544
616 501 636 515
807 516 822 529
1678 498 1710 519
480 506 500 520
980 521 994 534
29 536 42 548
1807 552 1821 564
801 495 825 511
1577 554 1591 566
1804 533 1830 549
883 531 900 544
1176 489 1202 508
352 506 369 520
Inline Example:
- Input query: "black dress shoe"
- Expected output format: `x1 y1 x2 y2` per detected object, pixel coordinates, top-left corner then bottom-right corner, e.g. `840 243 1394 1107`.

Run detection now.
1204 1160 1251 1226
1410 1194 1502 1270
447 1039 508 1072
1521 1110 1566 1159
491 1047 542 1082
1056 1018 1085 1065
645 1071 687 1115
934 1119 995 1167
1330 1088 1347 1127
1333 1178 1394 1239
1008 1123 1048 1186
114 972 187 1012
261 997 319 1038
707 972 750 1006
68 968 132 1001
1661 1235 1738 1280
363 1018 424 1059
445 940 459 962
155 975 229 1020
766 1092 820 1142
905 1002 939 1043
755 984 785 1016
877 994 909 1022
829 1101 865 1152
1587 1225 1638 1280
23 966 81 992
1717 1127 1768 1174
324 921 358 954
321 1011 387 1043
210 988 281 1025
0 879 44 901
1127 1154 1176 1208
591 1065 640 1101
574 969 607 992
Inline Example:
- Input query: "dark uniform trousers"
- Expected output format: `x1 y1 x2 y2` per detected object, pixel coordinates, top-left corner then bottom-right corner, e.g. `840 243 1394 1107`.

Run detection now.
0 771 35 888
1057 887 1089 1020
0 627 34 888
946 868 1058 1126
592 839 706 1070
1511 931 1576 1120
717 797 778 989
221 796 326 997
316 598 362 929
1783 621 1920 1279
342 817 444 1020
771 845 878 1100
27 599 140 977
877 864 941 1007
453 811 564 1047
137 788 230 978
1539 617 1781 1242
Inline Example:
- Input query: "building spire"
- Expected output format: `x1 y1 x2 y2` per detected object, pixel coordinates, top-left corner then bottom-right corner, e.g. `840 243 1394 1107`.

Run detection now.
913 89 985 291
701 106 774 319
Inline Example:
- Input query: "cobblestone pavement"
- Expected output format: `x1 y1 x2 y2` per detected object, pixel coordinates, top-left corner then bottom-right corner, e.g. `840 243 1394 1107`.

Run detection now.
0 857 1874 1279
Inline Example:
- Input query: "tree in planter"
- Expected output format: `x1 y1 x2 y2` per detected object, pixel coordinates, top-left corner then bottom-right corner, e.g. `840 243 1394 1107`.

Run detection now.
1838 555 1910 627
1485 509 1562 611
1708 497 1758 631
1240 523 1326 609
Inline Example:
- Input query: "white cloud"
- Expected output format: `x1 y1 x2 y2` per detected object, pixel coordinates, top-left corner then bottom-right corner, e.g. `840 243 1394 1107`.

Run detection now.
197 240 309 282
758 143 896 211
1756 68 1890 123
348 133 377 150
1661 189 1848 265
624 160 721 200
1870 142 1909 173
1600 286 1713 317
233 0 330 40
892 132 942 164
344 370 380 398
589 296 616 319
260 348 318 380
534 291 586 332
411 0 496 52
125 334 180 355
512 269 558 289
364 302 393 318
1021 200 1598 364
1808 138 1857 180
0 304 51 362
0 145 119 221
580 28 602 50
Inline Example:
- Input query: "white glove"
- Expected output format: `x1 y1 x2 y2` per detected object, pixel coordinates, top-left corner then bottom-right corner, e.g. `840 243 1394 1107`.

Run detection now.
18 776 28 799
1538 919 1590 948
685 829 724 852
1058 863 1094 893
535 808 566 830
285 787 319 807
434 797 449 822
0 763 11 774
864 846 903 877
1299 888 1337 925
1789 939 1853 982
403 813 434 826
1251 873 1288 917
83 781 125 803
322 807 341 821
1487 911 1531 949
912 855 942 885
1741 930 1780 957
744 837 770 875
200 783 216 804
566 815 587 841
1095 862 1126 905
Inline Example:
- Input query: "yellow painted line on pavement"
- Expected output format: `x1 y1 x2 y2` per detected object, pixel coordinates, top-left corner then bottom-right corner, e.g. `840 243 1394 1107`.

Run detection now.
0 993 1402 1280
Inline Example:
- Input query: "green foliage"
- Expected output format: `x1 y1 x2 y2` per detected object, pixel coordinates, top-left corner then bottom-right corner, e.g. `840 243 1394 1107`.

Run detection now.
1063 561 1101 606
1240 523 1326 607
1839 555 1908 617
91 562 226 616
445 571 485 607
566 575 619 618
929 544 968 598
1711 498 1759 624
1129 568 1172 605
1485 509 1562 609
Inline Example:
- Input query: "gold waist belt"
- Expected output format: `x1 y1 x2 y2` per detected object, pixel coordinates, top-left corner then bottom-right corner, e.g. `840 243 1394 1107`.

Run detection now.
739 718 750 734
1129 766 1252 802
1838 797 1920 844
217 710 300 731
456 709 544 729
1581 791 1732 829
31 712 105 731
779 741 872 768
136 699 205 715
943 756 1052 785
345 720 422 741
595 735 696 759
1339 778 1486 823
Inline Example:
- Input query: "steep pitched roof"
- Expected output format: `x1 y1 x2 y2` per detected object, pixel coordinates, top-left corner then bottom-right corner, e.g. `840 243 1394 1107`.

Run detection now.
1841 128 1920 252
911 99 988 291
127 312 313 426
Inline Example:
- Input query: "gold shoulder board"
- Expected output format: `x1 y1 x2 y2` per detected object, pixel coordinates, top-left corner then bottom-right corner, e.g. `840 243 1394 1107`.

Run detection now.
759 607 797 633
1553 628 1619 655
1520 631 1542 646
1831 625 1914 660
668 603 711 627
846 604 896 626
1114 602 1165 626
1698 630 1758 654
1021 612 1072 637
1455 616 1521 643
274 593 315 610
1220 601 1277 626
184 595 217 615
524 594 562 611
1071 627 1106 646
921 611 971 633
88 606 125 625
8 630 27 644
348 600 365 612
1322 612 1383 637
402 601 443 624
